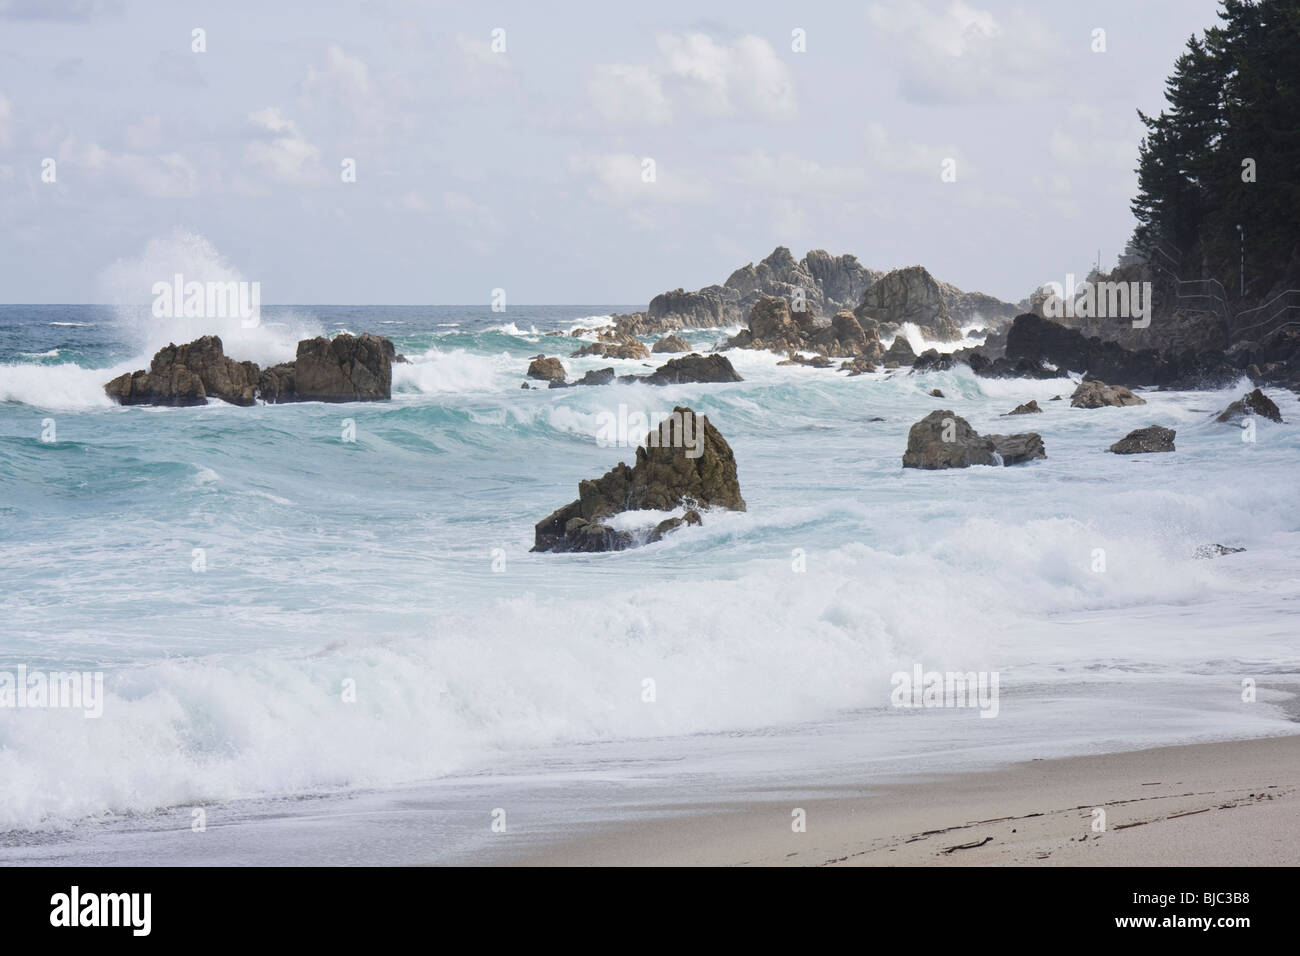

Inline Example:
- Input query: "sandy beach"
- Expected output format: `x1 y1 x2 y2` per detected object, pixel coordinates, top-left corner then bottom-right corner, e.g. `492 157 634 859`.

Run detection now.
501 735 1300 866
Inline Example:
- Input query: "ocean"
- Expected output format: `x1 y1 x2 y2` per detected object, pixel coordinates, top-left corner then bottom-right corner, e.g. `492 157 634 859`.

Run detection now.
1 300 1298 861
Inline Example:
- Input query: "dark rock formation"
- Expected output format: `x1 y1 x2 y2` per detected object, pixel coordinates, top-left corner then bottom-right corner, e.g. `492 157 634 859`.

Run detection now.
1215 387 1282 423
726 296 883 361
1195 543 1246 558
532 407 745 553
643 353 743 385
855 266 962 342
574 367 616 386
290 333 395 402
1005 400 1042 415
1070 381 1146 408
652 334 691 354
1109 425 1176 454
527 356 567 383
929 388 945 398
902 410 1046 469
104 335 260 407
882 335 917 366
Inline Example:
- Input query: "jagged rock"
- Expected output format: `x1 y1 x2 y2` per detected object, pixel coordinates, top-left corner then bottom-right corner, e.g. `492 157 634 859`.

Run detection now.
643 353 743 385
575 367 616 386
648 508 703 544
571 338 650 360
1050 395 1062 401
726 297 882 360
840 356 876 376
1070 381 1146 408
882 335 917 366
646 286 742 329
104 335 260 407
1195 543 1246 558
258 362 295 403
901 410 1045 469
1215 387 1282 423
855 266 962 342
652 334 691 354
1109 425 1176 454
527 356 567 383
1005 313 1236 388
1004 400 1042 415
929 388 945 398
911 348 959 372
290 333 395 402
532 407 745 553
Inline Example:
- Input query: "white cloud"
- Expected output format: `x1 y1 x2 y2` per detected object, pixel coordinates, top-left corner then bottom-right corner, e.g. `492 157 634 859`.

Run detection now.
864 122 970 176
0 93 12 149
586 32 795 127
588 64 672 126
302 45 373 114
1047 105 1141 169
53 136 199 197
569 152 709 206
244 108 324 184
867 1 1059 104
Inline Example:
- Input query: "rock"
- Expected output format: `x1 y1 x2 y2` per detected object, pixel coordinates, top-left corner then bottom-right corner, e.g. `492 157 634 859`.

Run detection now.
911 349 958 372
1004 400 1042 415
571 338 651 360
291 333 395 402
643 353 743 385
929 388 945 398
724 297 883 361
574 367 616 386
840 356 876 376
1050 395 1062 401
855 266 962 342
1070 380 1146 408
882 335 917 366
1194 543 1246 558
105 332 397 406
1215 387 1282 423
532 407 745 553
104 335 260 407
1109 425 1176 454
647 508 703 544
652 334 691 354
1005 313 1236 389
646 286 742 330
527 356 567 383
901 410 1045 469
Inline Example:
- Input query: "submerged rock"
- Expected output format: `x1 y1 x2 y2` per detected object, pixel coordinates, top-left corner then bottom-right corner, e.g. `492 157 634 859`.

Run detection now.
1109 425 1175 454
532 407 745 553
901 410 1045 469
643 353 743 385
1215 387 1282 423
1195 543 1246 558
527 356 566 383
1004 400 1042 415
651 334 691 354
1070 380 1146 408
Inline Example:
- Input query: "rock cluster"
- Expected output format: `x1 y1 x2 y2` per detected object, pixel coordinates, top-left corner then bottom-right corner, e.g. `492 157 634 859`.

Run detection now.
901 410 1046 469
1215 387 1282 423
532 407 746 553
725 297 884 363
105 333 397 406
855 266 962 342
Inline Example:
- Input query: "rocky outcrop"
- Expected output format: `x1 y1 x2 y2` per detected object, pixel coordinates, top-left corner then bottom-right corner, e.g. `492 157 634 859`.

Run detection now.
532 407 745 553
287 333 395 402
1109 425 1176 454
1215 387 1282 423
855 266 962 342
1004 313 1237 388
901 410 1046 469
526 356 566 383
1004 400 1042 415
104 335 260 407
725 297 883 361
643 353 743 385
1070 381 1146 408
571 339 650 360
646 286 742 330
574 367 616 386
840 356 876 376
882 335 917 366
652 334 691 354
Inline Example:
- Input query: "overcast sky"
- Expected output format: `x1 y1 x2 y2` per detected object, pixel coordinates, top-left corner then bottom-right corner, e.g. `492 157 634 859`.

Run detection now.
0 0 1224 305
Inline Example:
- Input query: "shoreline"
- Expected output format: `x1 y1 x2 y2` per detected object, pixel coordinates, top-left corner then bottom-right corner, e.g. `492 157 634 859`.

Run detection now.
495 735 1300 866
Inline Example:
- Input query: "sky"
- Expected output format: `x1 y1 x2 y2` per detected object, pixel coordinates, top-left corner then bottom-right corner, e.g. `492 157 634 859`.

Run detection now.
0 0 1226 305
